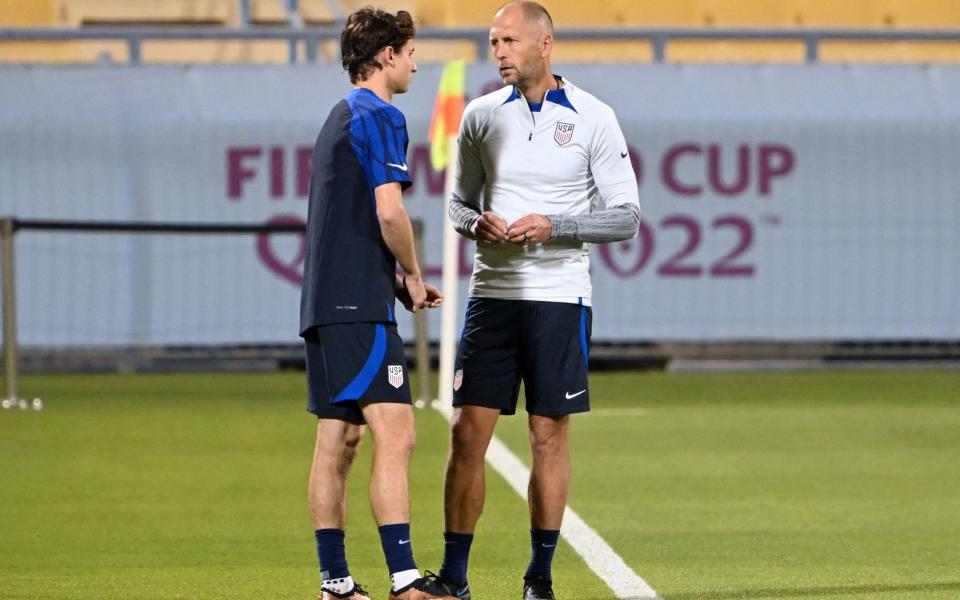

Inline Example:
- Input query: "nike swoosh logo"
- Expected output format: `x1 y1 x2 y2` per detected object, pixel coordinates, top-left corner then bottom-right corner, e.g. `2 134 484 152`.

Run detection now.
620 151 628 158
398 539 410 545
565 390 587 399
541 543 557 548
386 162 408 172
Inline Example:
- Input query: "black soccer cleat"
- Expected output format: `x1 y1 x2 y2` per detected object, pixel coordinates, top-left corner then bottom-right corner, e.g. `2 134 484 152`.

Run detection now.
388 571 458 600
423 571 472 600
523 576 556 600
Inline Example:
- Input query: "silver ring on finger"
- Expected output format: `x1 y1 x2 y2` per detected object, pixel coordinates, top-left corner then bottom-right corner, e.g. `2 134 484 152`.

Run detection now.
522 231 529 242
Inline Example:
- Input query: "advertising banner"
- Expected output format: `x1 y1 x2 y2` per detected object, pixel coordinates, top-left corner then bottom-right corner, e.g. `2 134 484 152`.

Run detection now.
1 64 958 345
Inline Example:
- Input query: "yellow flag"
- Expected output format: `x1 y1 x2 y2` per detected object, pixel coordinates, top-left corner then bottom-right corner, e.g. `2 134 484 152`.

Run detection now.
428 60 466 172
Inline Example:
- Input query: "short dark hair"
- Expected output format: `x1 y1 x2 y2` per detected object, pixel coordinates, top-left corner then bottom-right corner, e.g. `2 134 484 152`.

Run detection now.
340 7 416 84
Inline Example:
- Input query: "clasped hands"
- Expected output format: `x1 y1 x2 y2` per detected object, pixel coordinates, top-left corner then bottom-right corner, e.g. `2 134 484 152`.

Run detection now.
396 272 443 314
475 211 552 247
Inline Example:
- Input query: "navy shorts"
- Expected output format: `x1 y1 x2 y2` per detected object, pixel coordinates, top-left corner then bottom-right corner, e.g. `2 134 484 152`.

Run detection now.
304 322 411 425
453 298 592 416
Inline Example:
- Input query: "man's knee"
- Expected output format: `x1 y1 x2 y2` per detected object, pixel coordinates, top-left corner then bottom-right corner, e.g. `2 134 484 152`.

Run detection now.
373 423 416 458
342 426 363 460
450 409 497 460
528 416 569 456
397 427 417 456
361 402 416 457
315 420 364 471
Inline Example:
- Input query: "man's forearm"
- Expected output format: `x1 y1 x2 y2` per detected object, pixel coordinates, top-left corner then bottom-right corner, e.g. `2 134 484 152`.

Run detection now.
449 193 481 239
548 204 640 243
380 212 420 276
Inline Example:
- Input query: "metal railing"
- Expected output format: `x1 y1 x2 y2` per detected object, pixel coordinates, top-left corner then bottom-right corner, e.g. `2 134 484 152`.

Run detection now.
0 217 432 405
0 218 296 403
3 25 960 64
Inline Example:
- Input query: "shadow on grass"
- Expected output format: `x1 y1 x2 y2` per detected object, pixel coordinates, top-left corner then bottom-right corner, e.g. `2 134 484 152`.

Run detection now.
664 581 960 600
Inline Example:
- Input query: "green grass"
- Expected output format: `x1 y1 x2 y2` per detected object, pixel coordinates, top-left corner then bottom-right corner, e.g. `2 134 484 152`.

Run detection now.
1 371 959 599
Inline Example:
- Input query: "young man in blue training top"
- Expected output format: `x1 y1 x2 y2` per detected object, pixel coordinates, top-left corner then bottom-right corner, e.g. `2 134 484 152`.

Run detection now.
430 2 641 600
299 8 453 600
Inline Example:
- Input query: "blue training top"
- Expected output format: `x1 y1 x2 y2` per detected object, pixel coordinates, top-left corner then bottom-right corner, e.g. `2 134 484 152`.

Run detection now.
299 88 412 335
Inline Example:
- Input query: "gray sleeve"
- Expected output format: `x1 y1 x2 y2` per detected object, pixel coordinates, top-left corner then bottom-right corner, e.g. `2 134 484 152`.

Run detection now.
449 193 481 239
548 203 640 243
448 106 485 240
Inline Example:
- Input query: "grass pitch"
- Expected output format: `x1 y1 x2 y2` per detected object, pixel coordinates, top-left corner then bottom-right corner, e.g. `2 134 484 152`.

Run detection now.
1 370 958 600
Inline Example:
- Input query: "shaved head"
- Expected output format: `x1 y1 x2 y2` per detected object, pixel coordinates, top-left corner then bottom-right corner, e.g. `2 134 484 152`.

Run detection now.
496 1 554 35
490 0 555 93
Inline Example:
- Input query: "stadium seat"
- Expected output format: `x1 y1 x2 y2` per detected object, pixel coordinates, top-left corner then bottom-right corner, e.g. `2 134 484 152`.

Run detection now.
0 41 128 63
820 41 960 62
61 0 238 26
537 1 622 28
617 0 709 27
666 40 807 62
887 0 960 28
141 40 290 62
317 37 478 63
703 0 799 28
251 0 289 25
411 39 479 62
439 0 507 27
412 0 447 26
0 0 58 26
334 0 439 25
794 0 890 28
551 40 653 62
299 0 336 25
435 0 622 28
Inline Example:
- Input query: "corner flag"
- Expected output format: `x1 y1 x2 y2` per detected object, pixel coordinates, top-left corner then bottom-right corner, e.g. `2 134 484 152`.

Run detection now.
430 60 467 408
428 59 466 172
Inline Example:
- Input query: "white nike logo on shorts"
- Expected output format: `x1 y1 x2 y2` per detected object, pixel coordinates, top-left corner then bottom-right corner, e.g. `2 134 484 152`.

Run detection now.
565 390 587 399
399 539 410 545
386 162 408 172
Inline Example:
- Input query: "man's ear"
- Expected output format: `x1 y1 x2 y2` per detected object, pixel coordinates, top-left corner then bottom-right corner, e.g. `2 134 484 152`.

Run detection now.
541 33 553 58
381 45 396 66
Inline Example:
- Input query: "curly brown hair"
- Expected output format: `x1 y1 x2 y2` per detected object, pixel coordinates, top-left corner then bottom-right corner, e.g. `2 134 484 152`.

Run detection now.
340 7 416 84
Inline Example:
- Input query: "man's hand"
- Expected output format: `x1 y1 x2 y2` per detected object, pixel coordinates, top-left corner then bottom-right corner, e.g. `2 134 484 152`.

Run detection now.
421 283 444 308
402 273 427 313
396 273 443 313
475 211 510 246
507 214 552 246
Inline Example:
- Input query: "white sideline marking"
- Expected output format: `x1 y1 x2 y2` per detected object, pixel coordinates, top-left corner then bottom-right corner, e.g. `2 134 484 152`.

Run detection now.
435 402 660 600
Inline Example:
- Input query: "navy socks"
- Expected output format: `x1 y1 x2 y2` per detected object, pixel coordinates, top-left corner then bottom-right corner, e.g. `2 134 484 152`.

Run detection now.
439 531 474 586
315 528 350 581
378 523 418 575
524 528 560 582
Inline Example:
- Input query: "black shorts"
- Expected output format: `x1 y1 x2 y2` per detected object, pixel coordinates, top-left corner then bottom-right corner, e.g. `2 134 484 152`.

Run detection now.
304 322 411 425
453 298 592 416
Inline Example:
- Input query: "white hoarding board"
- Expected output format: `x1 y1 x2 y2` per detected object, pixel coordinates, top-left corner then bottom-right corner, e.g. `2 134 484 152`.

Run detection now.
1 64 958 345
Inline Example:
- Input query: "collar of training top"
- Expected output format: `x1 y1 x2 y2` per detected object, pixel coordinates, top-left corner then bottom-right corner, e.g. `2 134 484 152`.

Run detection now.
501 76 578 114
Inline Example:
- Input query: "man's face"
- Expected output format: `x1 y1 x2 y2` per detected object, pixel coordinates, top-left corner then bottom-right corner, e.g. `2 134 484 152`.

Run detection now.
389 39 417 94
489 8 545 87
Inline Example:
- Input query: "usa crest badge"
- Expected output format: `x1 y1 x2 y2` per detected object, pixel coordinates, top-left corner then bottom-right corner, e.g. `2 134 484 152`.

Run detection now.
453 369 463 392
554 122 575 146
388 365 404 389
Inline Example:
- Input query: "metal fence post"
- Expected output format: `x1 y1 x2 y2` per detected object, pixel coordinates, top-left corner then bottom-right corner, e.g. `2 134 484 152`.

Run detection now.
1 218 19 402
805 35 819 63
652 34 667 63
239 0 251 28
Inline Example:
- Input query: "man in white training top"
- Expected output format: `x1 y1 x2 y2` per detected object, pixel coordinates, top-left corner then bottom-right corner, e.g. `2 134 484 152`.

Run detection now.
431 3 641 600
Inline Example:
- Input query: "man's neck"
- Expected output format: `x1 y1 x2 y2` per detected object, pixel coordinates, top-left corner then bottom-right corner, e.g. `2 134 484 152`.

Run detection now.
518 70 559 105
356 78 393 103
